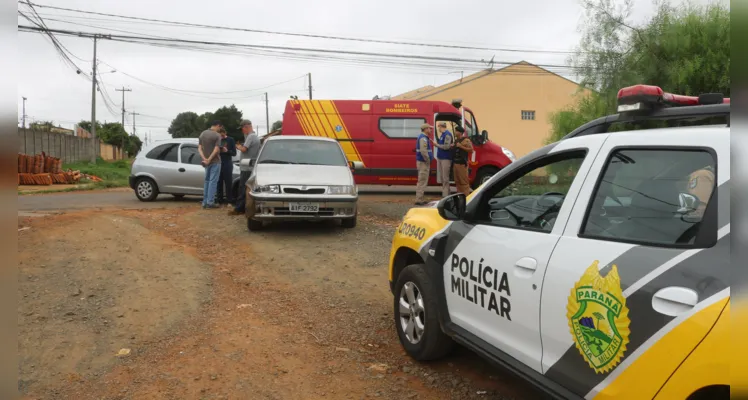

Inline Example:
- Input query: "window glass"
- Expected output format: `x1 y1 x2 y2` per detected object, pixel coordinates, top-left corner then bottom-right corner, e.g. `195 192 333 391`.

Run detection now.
521 110 536 121
180 145 202 165
145 143 178 161
477 152 586 232
257 139 347 166
464 110 476 136
581 149 717 246
162 144 179 163
379 118 426 139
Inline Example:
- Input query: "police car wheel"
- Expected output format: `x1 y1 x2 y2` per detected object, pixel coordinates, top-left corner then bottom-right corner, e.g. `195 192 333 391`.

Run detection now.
394 264 454 361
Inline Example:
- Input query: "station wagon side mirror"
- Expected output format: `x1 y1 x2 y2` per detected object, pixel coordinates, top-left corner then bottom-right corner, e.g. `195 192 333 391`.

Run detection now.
481 130 488 142
241 158 255 168
437 193 466 221
349 161 363 170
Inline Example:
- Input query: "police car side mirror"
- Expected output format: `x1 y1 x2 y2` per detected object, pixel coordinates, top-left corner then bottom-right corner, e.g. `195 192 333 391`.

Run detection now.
437 193 466 221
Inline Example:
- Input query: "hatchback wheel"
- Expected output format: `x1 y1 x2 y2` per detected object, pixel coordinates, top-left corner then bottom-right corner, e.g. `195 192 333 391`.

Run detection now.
394 263 454 361
135 178 159 202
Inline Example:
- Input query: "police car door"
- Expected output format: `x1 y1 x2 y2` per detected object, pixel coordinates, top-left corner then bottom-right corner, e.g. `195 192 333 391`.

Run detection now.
443 135 608 372
539 127 729 399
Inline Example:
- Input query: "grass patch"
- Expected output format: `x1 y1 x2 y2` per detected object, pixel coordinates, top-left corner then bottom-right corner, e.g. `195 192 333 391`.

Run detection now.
64 158 132 189
18 158 133 195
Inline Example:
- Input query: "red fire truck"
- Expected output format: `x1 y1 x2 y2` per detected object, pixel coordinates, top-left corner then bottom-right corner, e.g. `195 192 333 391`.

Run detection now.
280 98 516 188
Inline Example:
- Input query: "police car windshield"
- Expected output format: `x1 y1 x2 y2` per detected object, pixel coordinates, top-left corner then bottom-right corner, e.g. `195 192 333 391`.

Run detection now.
257 139 348 166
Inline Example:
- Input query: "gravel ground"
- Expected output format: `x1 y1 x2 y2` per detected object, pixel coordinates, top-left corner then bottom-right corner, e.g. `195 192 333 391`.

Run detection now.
17 195 547 400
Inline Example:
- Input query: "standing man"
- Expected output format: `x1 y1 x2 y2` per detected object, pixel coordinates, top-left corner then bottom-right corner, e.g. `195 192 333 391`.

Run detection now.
415 123 433 206
433 121 453 198
198 120 223 209
216 127 237 205
452 126 474 196
229 119 261 216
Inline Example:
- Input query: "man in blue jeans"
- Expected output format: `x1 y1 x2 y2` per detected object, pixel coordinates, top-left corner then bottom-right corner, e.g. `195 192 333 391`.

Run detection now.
198 120 223 209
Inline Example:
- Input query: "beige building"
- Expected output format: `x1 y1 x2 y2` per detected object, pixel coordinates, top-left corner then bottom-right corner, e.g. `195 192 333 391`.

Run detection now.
392 61 592 158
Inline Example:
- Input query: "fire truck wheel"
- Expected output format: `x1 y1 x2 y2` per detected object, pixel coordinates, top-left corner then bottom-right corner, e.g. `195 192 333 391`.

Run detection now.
473 167 499 189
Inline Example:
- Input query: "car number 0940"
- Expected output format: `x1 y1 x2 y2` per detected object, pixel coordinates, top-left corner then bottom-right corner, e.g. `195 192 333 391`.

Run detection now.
399 223 426 240
289 202 319 212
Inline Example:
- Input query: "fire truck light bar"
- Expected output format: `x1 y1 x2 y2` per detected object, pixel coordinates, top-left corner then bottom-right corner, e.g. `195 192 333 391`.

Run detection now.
616 84 729 113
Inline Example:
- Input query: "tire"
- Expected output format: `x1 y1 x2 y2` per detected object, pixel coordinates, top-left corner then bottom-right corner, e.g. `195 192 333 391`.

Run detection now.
393 263 454 361
472 167 499 190
134 177 159 202
247 218 264 231
341 215 357 229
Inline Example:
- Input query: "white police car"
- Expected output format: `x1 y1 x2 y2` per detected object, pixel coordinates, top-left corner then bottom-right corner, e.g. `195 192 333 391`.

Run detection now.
387 84 730 400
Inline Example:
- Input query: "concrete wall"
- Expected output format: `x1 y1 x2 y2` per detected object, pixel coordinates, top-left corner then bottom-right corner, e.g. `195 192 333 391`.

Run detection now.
17 128 124 163
394 62 593 159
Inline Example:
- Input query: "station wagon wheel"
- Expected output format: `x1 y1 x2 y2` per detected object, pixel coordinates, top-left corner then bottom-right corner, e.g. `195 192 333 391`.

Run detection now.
135 177 159 202
394 264 454 361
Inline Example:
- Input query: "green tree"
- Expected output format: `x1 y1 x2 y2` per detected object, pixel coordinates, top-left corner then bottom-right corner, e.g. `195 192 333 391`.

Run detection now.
271 120 283 132
126 134 143 156
30 121 56 131
77 120 102 134
168 106 244 141
98 122 129 148
168 111 202 138
210 105 244 142
546 0 730 144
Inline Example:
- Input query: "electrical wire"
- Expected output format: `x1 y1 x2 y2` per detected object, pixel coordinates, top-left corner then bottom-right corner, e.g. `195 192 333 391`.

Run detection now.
19 1 583 55
18 25 583 77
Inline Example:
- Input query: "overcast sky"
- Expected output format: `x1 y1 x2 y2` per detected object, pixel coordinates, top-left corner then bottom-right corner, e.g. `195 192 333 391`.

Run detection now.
16 0 723 143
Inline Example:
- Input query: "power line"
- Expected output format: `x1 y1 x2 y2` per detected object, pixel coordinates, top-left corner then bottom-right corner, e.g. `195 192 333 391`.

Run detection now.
18 16 580 77
19 1 581 55
18 25 582 73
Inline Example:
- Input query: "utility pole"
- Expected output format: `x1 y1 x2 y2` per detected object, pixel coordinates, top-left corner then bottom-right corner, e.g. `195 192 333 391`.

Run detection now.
90 36 98 162
308 72 312 100
265 92 270 134
22 97 27 129
115 87 132 130
131 112 140 137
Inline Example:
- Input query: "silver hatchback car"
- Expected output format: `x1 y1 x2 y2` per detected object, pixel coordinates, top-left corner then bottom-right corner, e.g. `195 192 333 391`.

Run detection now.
129 138 241 201
244 136 362 230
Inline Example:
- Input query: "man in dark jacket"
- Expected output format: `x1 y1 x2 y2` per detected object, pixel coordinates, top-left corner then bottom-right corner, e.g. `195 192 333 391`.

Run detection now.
216 127 237 205
452 126 474 196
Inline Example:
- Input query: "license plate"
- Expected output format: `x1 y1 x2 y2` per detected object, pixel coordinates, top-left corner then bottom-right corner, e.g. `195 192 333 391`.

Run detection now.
289 202 319 212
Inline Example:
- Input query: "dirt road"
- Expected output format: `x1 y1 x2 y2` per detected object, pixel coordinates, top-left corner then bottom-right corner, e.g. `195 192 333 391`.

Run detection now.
18 194 547 400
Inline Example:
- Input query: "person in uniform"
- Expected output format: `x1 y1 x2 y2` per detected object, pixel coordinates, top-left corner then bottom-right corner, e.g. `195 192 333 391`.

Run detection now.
415 123 434 205
452 126 474 196
432 121 453 198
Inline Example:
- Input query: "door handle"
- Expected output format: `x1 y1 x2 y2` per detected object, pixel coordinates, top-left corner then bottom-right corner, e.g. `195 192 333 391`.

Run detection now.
513 257 537 279
652 287 698 317
178 168 186 172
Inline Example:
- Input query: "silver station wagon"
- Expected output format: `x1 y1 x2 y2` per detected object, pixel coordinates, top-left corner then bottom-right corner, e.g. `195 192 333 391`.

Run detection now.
244 136 361 230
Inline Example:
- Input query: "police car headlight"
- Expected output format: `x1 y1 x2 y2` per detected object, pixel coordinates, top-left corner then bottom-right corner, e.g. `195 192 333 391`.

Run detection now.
502 147 516 162
328 185 356 195
252 184 280 194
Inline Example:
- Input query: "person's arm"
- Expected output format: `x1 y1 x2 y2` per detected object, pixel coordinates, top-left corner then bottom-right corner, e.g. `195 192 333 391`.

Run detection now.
206 143 220 163
457 138 474 152
228 137 237 157
418 137 430 161
236 142 247 152
434 138 450 150
198 138 207 161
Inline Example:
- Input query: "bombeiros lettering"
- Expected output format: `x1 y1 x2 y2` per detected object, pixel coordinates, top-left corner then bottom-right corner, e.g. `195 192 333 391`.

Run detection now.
398 222 426 240
450 253 512 321
385 103 419 113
